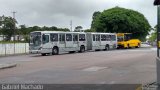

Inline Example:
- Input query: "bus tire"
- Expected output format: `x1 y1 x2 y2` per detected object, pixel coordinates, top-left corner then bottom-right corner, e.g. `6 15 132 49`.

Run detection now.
80 46 85 53
105 45 109 51
52 47 59 55
128 44 130 48
69 51 75 53
136 43 140 48
41 53 46 56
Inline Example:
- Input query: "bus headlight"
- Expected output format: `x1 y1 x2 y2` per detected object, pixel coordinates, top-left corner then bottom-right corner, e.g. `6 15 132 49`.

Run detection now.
38 47 42 50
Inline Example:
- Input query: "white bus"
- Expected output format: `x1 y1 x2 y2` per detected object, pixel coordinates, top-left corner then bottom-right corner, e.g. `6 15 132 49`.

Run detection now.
86 32 117 51
29 31 87 56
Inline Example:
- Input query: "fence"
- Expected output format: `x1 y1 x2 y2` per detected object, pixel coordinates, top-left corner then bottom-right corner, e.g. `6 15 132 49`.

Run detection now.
0 43 29 56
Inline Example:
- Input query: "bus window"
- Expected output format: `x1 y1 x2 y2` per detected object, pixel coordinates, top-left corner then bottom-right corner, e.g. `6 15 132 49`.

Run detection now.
66 34 72 41
117 36 123 42
96 35 100 41
42 34 49 44
73 34 78 41
101 35 106 41
59 34 65 42
93 34 95 41
30 32 41 46
106 35 110 41
50 33 58 42
79 34 85 41
111 35 116 41
124 34 131 41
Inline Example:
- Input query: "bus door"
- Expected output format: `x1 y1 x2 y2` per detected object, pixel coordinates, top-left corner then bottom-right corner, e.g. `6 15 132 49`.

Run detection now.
110 35 117 48
106 35 111 45
73 34 78 48
59 33 65 48
65 34 73 48
42 34 52 50
79 34 86 47
101 34 107 46
93 34 100 47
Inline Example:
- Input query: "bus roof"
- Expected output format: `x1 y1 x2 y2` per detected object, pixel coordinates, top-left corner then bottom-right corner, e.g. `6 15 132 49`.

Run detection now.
117 33 132 36
86 32 116 35
30 31 116 35
31 31 86 34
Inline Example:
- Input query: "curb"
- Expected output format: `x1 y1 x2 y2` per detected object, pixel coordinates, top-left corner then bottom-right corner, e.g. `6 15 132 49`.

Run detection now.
0 63 17 69
0 53 29 58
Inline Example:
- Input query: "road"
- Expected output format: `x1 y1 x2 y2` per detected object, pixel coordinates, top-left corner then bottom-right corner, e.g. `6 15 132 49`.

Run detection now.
0 47 157 84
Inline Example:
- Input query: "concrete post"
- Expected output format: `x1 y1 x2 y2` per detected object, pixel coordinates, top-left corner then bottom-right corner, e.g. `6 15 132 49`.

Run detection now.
157 5 160 89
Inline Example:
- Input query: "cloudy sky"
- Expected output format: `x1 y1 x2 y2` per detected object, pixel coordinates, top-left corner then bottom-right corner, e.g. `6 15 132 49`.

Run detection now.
0 0 157 30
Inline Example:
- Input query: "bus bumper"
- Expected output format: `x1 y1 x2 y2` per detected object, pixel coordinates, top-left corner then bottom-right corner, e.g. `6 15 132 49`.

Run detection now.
117 45 124 48
29 50 41 54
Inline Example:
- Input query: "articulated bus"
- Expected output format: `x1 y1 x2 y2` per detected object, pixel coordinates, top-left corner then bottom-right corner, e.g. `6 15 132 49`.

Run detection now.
29 31 117 56
86 32 117 51
29 31 86 56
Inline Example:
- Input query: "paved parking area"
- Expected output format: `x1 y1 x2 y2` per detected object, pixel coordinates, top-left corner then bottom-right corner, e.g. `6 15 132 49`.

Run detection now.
0 47 157 84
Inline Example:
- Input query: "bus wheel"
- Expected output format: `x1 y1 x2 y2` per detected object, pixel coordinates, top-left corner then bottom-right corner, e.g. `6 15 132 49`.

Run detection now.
136 43 140 48
41 53 46 56
80 46 85 53
128 44 130 49
52 47 59 55
105 45 109 51
69 51 75 53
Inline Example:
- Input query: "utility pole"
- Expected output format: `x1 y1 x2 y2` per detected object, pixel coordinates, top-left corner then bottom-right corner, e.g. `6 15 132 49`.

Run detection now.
154 0 160 89
157 6 160 88
12 11 16 54
70 20 72 32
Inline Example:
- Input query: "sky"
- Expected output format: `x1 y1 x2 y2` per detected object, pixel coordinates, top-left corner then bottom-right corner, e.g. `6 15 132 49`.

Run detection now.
0 0 157 30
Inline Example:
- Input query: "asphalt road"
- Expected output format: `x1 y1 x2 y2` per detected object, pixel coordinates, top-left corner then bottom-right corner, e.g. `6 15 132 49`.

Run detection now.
0 47 157 84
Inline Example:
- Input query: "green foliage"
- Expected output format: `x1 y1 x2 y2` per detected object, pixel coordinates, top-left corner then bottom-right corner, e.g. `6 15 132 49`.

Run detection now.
149 27 157 42
91 11 101 30
18 25 70 41
149 32 157 41
91 7 151 40
0 16 17 40
84 29 95 32
0 15 70 42
74 26 83 32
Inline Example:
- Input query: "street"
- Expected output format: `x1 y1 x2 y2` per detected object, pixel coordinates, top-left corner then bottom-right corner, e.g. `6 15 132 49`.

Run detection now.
0 47 157 84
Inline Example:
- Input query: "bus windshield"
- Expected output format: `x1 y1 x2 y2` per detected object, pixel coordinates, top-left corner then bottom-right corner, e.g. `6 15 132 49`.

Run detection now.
124 34 131 41
117 36 124 42
30 32 41 46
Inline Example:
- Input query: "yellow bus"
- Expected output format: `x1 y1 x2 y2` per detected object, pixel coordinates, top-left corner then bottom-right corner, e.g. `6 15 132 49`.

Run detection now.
117 33 141 49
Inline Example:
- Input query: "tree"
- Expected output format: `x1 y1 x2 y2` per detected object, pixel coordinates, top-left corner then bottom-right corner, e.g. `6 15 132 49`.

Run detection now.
91 7 151 41
84 29 95 32
149 26 157 42
0 16 17 41
75 26 83 32
19 25 27 35
91 11 101 30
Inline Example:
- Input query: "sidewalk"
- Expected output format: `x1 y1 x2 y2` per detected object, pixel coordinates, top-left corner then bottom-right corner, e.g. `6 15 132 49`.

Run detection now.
0 55 30 70
0 63 17 69
141 44 152 48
